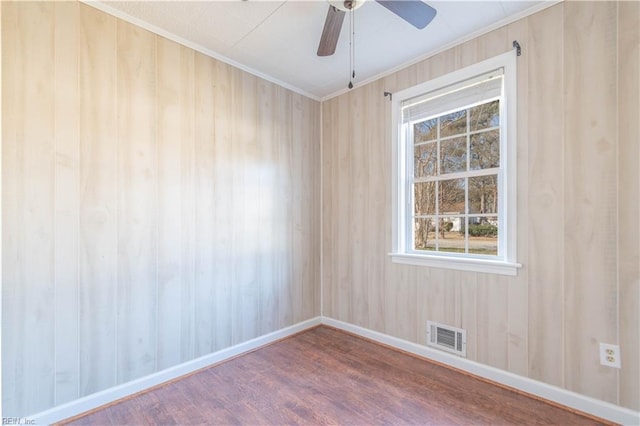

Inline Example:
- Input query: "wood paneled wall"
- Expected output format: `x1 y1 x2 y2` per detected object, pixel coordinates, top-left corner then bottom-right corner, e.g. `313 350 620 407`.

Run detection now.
618 0 640 410
1 1 320 416
322 1 639 411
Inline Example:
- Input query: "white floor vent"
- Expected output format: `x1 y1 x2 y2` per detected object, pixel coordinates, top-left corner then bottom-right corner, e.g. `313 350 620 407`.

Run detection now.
427 321 467 357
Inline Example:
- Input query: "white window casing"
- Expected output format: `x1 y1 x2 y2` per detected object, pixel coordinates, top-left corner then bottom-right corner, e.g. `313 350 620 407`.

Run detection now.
390 51 521 276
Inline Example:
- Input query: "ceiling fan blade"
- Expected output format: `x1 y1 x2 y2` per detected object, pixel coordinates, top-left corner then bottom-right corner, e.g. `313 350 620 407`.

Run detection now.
375 0 437 29
317 5 346 57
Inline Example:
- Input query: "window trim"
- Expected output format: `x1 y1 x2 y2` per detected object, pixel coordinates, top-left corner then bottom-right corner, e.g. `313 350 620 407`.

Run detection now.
390 51 521 276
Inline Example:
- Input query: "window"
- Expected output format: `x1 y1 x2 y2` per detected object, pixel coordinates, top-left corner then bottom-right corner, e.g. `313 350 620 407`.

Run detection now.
390 52 520 275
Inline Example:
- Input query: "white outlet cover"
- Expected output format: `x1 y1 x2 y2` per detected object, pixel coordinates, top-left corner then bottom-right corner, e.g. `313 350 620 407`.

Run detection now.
599 342 621 368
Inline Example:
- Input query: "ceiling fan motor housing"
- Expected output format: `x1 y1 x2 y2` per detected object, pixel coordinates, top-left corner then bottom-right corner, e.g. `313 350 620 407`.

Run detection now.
329 0 367 12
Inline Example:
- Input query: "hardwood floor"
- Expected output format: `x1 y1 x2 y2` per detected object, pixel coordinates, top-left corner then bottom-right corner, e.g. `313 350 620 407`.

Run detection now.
62 326 608 425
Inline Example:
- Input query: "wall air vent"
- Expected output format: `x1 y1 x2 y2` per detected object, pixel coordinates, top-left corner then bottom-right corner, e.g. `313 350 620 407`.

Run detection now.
427 321 467 357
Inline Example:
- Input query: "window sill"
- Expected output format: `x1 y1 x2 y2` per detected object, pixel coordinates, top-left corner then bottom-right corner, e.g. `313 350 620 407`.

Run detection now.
389 252 521 276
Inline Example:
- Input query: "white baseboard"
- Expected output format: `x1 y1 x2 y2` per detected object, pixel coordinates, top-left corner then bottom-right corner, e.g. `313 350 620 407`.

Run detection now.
321 317 640 426
30 317 322 425
28 316 640 426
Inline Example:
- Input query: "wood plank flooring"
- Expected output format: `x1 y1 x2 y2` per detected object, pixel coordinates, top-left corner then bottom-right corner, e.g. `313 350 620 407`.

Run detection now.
62 326 608 425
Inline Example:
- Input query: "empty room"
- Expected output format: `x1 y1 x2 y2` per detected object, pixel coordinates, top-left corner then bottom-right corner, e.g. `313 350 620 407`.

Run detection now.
1 0 639 424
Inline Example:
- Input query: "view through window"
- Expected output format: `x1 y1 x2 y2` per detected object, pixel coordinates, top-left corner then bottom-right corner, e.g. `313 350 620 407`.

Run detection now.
412 97 500 255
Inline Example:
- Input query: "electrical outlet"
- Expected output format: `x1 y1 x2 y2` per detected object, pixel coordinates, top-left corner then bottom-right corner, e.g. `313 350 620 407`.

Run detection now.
599 343 621 368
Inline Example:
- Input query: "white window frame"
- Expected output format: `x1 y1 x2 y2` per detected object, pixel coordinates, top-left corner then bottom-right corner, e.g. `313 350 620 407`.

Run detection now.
390 51 521 276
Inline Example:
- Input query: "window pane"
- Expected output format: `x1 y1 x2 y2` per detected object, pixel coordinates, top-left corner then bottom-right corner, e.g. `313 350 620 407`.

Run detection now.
414 182 436 215
414 118 438 143
470 100 499 132
469 175 498 214
438 216 465 253
440 137 466 174
440 109 467 138
439 178 465 214
414 142 437 178
414 217 436 250
467 217 498 255
470 129 499 170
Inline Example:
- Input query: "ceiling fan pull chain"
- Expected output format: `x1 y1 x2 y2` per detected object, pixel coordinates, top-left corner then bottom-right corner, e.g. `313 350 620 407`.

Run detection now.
352 7 356 80
348 6 356 89
348 8 353 89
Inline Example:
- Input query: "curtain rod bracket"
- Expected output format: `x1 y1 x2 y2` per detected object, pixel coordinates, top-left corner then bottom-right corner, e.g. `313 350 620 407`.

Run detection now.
384 91 393 101
512 40 521 56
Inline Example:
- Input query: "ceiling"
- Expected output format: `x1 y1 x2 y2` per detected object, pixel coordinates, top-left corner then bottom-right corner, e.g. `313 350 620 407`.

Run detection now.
93 0 550 100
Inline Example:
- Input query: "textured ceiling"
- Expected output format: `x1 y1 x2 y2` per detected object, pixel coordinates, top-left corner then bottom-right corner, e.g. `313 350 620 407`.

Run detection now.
91 0 551 99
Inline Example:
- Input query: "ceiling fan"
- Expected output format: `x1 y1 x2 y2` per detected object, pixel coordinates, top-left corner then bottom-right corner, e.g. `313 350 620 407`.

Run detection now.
317 0 437 56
